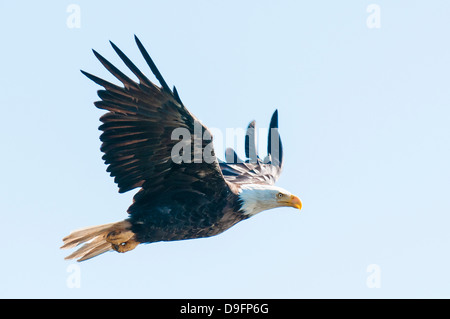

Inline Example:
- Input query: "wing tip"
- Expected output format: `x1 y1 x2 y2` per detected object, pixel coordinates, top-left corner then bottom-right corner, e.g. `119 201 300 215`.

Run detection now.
267 109 283 167
270 109 279 129
133 36 172 94
245 120 257 161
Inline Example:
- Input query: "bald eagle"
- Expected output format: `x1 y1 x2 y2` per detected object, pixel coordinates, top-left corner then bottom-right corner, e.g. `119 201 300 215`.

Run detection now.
61 36 302 261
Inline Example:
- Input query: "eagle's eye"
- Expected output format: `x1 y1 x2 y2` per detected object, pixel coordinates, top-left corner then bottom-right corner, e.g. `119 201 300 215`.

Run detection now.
277 192 284 198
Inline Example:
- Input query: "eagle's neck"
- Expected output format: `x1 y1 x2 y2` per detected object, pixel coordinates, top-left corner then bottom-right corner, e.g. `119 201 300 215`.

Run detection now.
237 185 278 217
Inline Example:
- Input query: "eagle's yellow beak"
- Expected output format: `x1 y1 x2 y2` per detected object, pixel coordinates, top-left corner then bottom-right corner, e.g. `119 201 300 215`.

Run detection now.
288 195 302 210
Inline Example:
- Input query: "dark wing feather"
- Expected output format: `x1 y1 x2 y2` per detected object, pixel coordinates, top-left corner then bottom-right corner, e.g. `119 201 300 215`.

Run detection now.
83 37 229 210
219 110 283 185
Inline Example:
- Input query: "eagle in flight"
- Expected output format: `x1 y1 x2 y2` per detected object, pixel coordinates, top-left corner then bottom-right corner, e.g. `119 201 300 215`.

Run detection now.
61 36 302 261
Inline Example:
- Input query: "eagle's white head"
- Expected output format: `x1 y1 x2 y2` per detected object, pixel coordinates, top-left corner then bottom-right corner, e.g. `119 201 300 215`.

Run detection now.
238 184 302 216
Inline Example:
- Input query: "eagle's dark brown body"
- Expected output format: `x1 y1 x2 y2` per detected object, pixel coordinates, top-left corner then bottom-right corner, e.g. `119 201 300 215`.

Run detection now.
129 181 246 243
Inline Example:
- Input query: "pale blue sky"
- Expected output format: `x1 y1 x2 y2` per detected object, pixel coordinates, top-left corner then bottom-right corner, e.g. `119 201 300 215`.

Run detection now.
1 1 450 298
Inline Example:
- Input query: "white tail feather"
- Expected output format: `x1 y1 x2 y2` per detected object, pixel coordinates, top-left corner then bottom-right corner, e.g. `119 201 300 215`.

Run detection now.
61 220 136 262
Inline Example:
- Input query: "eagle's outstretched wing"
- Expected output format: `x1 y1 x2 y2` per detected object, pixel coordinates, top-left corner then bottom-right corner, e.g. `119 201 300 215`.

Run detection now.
82 36 229 212
219 110 284 186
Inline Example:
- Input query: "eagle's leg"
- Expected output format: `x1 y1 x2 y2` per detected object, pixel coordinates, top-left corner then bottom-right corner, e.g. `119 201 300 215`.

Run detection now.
106 229 139 253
